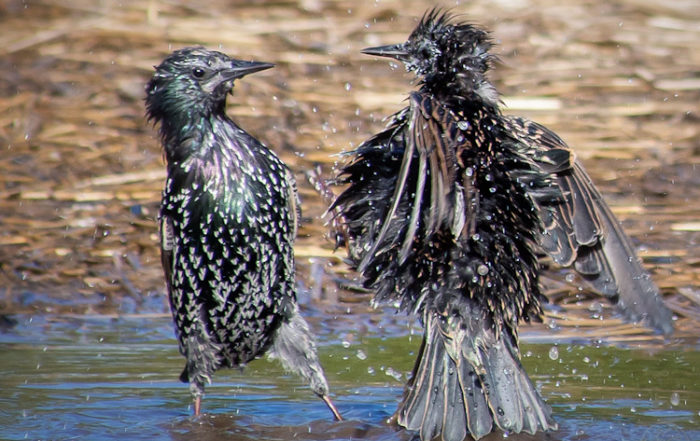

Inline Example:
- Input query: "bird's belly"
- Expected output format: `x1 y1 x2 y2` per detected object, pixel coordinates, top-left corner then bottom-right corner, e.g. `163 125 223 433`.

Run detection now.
208 299 281 367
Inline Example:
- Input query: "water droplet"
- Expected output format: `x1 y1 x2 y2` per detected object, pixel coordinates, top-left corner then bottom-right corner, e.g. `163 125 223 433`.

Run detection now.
367 366 375 375
670 392 680 406
356 350 367 360
342 340 351 348
385 367 402 381
457 121 469 130
471 233 480 241
477 264 489 276
465 167 474 177
344 82 352 91
548 346 559 360
565 273 575 283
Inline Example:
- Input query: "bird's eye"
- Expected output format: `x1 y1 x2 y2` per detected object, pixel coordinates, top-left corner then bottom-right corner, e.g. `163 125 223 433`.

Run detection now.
192 67 206 78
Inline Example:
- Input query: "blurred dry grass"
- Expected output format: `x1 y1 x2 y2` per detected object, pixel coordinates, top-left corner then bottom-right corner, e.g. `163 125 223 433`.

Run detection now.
0 0 697 346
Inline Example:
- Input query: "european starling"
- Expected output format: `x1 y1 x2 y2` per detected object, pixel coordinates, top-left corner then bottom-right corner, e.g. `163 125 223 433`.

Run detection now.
331 10 672 441
145 47 341 420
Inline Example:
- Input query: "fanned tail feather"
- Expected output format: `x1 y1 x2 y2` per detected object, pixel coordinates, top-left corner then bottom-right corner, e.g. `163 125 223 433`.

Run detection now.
397 313 557 441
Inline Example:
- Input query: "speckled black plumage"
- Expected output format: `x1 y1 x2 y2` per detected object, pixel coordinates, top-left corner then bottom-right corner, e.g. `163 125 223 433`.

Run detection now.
145 47 340 420
332 10 672 441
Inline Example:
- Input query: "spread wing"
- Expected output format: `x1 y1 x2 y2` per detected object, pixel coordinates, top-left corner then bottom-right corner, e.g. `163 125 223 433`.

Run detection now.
505 116 673 334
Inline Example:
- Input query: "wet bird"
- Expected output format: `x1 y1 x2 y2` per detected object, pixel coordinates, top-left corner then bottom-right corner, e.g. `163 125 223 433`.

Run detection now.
331 10 672 441
145 47 341 420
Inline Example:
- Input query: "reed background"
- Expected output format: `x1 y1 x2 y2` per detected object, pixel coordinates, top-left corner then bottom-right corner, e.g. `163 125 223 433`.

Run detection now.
0 0 698 345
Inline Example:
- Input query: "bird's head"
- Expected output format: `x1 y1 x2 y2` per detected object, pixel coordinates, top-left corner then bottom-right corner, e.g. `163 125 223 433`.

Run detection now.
363 9 498 106
145 47 273 124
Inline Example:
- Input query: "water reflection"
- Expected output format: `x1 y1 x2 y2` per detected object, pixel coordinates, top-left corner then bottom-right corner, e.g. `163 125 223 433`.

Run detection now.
1 314 698 441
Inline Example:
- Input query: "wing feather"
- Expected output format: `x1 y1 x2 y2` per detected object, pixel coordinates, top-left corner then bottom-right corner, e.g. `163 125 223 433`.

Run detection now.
358 92 464 271
505 116 673 334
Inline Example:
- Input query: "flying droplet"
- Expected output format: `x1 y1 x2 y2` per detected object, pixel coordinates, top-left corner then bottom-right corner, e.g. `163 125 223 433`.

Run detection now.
457 121 469 130
477 264 489 276
549 346 559 360
670 392 680 406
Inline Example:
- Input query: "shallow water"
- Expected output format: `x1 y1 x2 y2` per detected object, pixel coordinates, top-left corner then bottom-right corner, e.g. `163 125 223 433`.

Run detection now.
1 312 697 441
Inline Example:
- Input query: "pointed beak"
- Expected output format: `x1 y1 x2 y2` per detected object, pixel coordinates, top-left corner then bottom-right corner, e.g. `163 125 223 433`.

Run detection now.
222 60 274 80
361 44 409 61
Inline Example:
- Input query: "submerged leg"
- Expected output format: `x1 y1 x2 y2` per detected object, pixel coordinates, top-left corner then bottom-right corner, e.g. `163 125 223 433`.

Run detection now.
321 394 343 422
193 395 202 416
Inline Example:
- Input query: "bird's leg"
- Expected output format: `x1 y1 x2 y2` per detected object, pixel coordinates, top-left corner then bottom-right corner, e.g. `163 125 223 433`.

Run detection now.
189 381 204 416
193 395 202 416
269 303 343 421
321 394 343 421
183 332 217 417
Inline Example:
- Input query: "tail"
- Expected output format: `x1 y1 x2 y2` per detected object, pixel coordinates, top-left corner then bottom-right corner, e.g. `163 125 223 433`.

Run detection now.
396 312 557 441
268 303 343 421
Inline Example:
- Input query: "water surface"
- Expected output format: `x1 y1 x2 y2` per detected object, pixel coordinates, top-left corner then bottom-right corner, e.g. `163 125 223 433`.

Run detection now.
1 312 697 441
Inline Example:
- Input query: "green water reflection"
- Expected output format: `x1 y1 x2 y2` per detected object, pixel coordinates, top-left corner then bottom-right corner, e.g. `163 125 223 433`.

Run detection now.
0 314 697 440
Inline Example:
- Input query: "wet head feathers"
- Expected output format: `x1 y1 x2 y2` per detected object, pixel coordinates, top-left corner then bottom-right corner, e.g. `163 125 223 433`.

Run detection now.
367 9 499 106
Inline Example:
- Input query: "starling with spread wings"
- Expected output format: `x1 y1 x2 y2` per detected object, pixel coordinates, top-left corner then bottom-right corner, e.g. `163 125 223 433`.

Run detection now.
332 10 672 441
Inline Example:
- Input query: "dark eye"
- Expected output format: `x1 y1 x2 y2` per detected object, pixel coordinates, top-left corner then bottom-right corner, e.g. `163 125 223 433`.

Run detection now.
192 67 206 78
